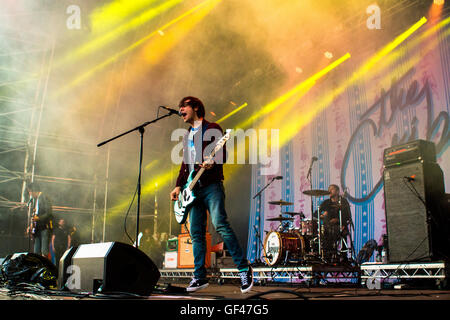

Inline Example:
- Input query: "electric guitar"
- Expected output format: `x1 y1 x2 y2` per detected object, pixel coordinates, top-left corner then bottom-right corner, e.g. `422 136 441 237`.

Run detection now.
28 207 37 236
174 129 231 224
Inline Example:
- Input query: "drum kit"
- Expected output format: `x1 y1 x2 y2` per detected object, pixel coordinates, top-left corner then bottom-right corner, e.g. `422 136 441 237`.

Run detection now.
263 189 331 266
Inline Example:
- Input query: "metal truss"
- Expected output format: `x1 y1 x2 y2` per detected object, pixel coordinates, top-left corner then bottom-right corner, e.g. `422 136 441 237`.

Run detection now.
360 261 448 281
160 265 361 285
0 6 103 244
160 262 449 287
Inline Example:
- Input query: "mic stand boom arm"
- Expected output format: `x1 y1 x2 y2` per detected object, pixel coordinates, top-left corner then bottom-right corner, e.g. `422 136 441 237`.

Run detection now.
97 111 174 249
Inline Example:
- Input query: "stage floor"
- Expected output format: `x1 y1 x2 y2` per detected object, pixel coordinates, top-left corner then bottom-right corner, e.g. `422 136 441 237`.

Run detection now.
1 280 449 318
1 282 449 301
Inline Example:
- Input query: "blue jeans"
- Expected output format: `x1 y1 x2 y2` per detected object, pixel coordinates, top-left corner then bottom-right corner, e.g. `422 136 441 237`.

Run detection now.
189 182 248 279
34 229 50 256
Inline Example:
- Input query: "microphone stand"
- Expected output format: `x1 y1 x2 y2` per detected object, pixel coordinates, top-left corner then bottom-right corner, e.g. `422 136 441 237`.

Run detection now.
252 176 278 265
342 190 356 264
97 111 175 249
306 159 321 259
27 198 33 252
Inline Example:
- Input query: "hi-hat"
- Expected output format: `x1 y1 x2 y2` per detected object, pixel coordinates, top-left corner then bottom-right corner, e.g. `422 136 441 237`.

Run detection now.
268 200 294 206
302 189 330 197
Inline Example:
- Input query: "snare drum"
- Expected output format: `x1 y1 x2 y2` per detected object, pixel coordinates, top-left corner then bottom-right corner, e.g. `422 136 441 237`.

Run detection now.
263 231 305 266
300 220 318 236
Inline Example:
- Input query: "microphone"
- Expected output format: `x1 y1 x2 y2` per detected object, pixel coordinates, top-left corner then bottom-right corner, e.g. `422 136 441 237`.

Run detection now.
160 106 181 116
404 175 415 182
306 156 318 179
273 176 283 180
27 197 33 207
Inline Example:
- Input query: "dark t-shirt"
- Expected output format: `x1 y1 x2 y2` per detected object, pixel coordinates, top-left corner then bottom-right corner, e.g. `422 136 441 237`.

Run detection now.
53 226 69 251
319 197 352 227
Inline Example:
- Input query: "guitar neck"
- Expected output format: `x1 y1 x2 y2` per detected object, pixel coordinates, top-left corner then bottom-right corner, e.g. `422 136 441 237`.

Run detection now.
188 167 206 190
186 129 230 191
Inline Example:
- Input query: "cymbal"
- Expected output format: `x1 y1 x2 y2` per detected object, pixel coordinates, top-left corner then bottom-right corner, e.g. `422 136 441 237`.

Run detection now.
302 189 330 197
268 200 294 206
266 216 294 222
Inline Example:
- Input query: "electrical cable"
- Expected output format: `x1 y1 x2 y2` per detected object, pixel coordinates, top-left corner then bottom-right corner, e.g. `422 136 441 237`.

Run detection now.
123 184 139 245
244 289 308 300
401 177 450 260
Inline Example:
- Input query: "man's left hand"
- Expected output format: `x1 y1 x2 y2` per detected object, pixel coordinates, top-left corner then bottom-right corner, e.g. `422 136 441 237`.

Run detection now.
200 159 214 170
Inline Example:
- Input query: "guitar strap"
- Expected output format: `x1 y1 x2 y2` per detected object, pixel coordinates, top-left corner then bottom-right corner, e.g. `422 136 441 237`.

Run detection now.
189 121 210 188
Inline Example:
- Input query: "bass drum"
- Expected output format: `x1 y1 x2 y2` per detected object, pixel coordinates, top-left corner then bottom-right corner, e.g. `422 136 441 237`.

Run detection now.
263 231 305 266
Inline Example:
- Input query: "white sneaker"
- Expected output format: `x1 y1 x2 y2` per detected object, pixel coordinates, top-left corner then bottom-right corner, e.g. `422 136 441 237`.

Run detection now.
186 278 209 292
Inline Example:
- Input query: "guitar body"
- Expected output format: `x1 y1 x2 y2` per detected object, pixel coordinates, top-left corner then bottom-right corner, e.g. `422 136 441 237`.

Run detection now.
174 171 197 224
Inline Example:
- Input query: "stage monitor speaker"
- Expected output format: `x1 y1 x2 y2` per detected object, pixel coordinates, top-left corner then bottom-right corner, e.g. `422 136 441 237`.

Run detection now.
383 161 446 262
59 242 160 296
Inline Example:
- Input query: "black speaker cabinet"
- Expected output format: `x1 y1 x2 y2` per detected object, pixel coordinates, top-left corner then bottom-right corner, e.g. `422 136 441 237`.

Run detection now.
383 161 446 262
58 242 160 296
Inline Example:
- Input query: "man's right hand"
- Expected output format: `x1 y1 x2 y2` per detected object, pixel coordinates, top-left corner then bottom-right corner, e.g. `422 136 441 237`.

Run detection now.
170 186 181 201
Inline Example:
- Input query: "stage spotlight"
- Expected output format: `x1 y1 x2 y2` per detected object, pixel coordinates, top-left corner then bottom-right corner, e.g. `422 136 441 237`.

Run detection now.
434 0 444 5
324 51 333 59
295 67 303 73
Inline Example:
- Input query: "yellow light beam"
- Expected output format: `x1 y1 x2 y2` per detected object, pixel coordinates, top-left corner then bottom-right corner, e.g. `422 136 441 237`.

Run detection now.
139 0 220 64
90 0 161 34
276 17 428 148
355 17 427 78
369 15 449 76
237 52 351 129
217 103 248 123
108 166 178 216
54 0 182 69
54 0 221 97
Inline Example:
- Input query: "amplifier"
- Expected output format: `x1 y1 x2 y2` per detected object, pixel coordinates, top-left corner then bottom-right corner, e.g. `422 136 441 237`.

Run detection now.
164 251 178 269
166 237 178 252
177 233 211 268
383 161 447 262
383 139 436 167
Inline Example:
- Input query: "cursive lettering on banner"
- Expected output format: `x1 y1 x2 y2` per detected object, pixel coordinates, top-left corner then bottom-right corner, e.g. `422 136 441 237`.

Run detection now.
341 67 449 203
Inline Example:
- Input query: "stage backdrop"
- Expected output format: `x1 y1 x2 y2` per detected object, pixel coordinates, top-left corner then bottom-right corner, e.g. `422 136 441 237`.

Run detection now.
247 19 450 263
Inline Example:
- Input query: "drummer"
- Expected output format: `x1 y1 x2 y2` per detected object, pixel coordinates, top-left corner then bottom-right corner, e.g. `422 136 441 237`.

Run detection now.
319 184 352 258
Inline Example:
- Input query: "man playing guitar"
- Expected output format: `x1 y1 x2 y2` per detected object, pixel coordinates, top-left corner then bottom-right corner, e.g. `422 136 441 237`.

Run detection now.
27 182 53 257
170 96 253 293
